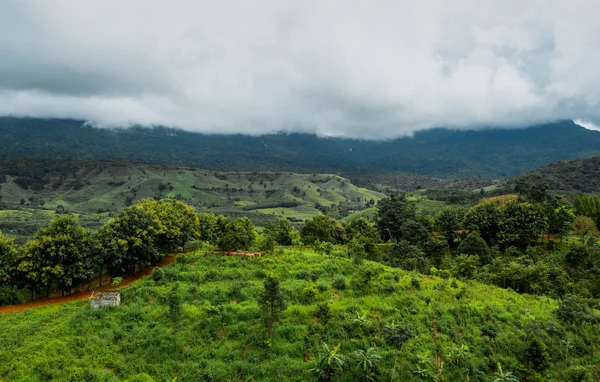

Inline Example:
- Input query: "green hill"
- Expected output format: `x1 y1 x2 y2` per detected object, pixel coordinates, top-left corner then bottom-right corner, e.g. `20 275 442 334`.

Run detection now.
0 158 386 242
524 156 600 193
0 249 596 381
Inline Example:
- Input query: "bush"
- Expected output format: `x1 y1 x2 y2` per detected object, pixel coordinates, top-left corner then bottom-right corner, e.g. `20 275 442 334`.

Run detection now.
111 277 123 286
410 277 421 290
332 277 348 290
150 267 164 282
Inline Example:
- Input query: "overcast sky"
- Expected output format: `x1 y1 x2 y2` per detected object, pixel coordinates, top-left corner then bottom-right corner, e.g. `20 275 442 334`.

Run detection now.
0 0 599 138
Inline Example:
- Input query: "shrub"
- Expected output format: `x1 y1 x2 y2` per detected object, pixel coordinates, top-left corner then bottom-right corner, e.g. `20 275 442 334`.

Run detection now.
332 277 348 290
410 277 421 290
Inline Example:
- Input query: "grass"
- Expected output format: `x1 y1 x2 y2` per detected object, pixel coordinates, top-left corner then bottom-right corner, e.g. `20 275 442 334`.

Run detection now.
0 249 595 381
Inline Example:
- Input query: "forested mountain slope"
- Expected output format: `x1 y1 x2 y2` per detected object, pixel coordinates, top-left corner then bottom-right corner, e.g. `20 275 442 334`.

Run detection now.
1 117 600 178
527 156 600 192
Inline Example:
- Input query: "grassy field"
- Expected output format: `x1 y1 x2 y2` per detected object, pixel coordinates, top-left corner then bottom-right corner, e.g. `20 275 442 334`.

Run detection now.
0 249 596 381
0 161 385 223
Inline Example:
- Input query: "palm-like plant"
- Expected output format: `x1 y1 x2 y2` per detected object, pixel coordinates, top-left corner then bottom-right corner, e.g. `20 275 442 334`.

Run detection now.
351 347 382 381
352 312 369 335
493 363 519 382
309 343 348 381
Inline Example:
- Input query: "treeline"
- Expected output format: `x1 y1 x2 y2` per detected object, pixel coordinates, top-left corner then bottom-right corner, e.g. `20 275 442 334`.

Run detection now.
2 172 600 305
298 173 600 301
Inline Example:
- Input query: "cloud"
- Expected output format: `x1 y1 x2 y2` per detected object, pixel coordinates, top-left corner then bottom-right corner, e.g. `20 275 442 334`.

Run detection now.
0 0 599 138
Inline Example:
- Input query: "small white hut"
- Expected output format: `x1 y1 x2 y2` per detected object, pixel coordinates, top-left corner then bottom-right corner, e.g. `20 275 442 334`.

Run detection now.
89 292 121 308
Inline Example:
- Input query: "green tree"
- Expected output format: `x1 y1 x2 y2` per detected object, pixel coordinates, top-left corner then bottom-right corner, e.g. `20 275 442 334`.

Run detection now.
522 337 550 372
264 218 301 246
344 217 379 242
167 283 182 355
571 215 598 242
387 240 427 272
259 276 286 348
301 214 346 245
309 343 348 382
547 203 576 241
498 201 547 249
16 215 91 297
514 173 550 204
218 217 256 251
376 193 418 242
457 231 491 264
95 203 162 277
138 199 201 253
351 347 382 382
464 203 503 246
435 207 465 247
0 231 17 286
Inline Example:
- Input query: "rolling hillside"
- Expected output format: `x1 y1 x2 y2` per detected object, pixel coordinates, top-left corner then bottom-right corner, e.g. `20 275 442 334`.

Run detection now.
0 158 387 241
1 249 595 381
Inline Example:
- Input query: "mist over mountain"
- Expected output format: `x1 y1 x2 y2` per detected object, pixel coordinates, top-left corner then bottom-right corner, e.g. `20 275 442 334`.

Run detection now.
1 117 600 178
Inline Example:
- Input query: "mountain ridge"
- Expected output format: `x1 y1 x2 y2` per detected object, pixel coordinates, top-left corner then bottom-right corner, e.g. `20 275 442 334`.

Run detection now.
1 117 600 178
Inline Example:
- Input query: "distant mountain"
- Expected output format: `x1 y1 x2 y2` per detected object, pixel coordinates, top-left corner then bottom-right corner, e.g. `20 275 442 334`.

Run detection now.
525 156 600 193
1 117 599 178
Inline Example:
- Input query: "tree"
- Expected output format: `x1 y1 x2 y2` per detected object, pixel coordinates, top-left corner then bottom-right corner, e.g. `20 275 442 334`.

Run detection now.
387 240 427 272
547 203 576 241
463 203 503 246
301 214 346 245
197 213 219 243
571 216 598 242
514 173 549 204
498 201 547 249
452 254 480 279
16 215 91 297
493 363 519 382
344 217 379 242
259 276 286 348
94 203 162 277
351 348 382 382
458 231 491 264
309 343 348 382
167 283 182 355
218 217 256 251
138 199 201 253
376 193 418 242
264 218 301 246
435 207 465 247
522 337 550 372
0 231 17 286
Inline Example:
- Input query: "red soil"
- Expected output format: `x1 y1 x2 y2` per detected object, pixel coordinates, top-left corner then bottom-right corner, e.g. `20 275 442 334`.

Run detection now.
0 255 176 314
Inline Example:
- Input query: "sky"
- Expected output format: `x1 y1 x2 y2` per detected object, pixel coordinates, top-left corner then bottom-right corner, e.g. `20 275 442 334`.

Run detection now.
0 0 599 139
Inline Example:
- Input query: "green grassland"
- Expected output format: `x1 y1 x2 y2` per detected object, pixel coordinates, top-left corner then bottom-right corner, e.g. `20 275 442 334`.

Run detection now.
1 249 596 381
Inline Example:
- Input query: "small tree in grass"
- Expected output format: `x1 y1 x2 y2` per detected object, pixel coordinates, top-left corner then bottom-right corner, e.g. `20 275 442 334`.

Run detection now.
309 343 348 382
259 276 286 348
167 283 182 356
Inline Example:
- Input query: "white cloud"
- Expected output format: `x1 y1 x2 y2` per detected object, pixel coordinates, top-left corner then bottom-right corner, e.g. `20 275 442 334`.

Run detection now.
573 119 600 132
0 0 599 138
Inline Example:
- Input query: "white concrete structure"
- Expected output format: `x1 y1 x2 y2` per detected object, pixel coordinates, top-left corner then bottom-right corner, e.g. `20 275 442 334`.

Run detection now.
89 292 121 308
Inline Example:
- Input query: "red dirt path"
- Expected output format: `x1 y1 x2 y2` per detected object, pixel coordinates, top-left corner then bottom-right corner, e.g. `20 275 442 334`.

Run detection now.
0 255 176 314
